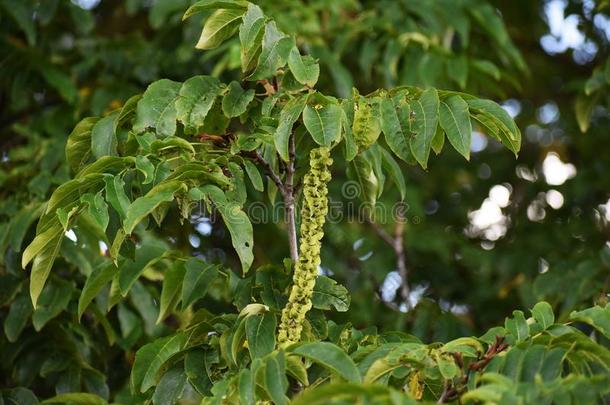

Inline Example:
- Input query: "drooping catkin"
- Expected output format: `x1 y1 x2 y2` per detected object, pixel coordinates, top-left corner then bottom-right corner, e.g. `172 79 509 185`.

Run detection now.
277 147 332 345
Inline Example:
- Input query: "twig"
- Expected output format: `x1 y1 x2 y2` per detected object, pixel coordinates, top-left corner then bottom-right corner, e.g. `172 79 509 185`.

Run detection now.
241 150 285 195
284 132 299 263
366 214 410 303
394 212 409 302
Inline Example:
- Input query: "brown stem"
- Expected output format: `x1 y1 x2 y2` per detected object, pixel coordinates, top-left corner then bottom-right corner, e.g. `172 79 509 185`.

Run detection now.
284 132 298 263
241 151 285 194
367 214 410 304
394 212 409 303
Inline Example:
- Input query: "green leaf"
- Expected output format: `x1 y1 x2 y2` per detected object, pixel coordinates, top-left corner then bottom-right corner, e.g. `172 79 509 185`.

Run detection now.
185 349 215 396
286 355 309 386
115 94 141 132
435 353 459 379
263 352 289 405
472 59 501 80
574 93 596 133
505 310 529 343
275 94 308 161
1 0 36 45
91 111 119 159
289 342 361 382
238 368 255 405
41 393 108 405
531 301 555 330
78 264 117 319
193 185 253 273
245 312 276 359
133 79 182 137
183 0 248 20
2 387 39 405
80 192 109 231
124 180 187 234
570 304 610 338
348 155 378 206
196 8 244 50
176 75 222 134
340 99 357 161
157 262 186 323
287 47 320 87
352 97 381 151
380 94 412 163
32 278 72 331
22 224 64 308
379 147 406 200
104 175 130 220
3 293 33 342
66 117 98 172
239 3 266 74
410 88 439 169
152 363 187 405
467 98 521 155
248 21 294 81
311 276 350 312
243 159 264 191
222 81 255 118
131 333 187 393
181 258 218 309
439 95 471 160
303 100 342 146
447 55 468 89
7 203 43 252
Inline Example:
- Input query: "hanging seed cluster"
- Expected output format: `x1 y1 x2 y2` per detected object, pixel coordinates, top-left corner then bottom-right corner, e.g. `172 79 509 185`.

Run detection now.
277 147 333 345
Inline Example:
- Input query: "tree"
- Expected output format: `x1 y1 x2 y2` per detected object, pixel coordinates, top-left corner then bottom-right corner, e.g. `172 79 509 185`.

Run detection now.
1 0 609 404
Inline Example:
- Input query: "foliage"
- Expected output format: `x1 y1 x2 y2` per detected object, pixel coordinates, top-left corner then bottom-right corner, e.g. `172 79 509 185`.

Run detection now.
1 0 610 404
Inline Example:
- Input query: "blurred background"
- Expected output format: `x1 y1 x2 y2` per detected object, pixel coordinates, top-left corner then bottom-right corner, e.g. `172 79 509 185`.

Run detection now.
1 0 609 397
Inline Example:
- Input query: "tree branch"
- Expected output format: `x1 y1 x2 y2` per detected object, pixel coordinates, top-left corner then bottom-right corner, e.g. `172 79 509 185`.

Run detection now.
241 150 285 194
284 132 299 263
366 213 410 304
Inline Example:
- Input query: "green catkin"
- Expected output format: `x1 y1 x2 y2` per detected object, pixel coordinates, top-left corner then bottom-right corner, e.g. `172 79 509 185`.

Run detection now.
277 147 333 345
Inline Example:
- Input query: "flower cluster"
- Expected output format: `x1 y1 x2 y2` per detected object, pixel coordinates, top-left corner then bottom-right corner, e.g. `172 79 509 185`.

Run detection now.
277 147 333 345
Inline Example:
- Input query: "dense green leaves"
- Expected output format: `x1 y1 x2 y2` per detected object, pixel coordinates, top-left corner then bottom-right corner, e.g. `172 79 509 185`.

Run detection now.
2 2 548 404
